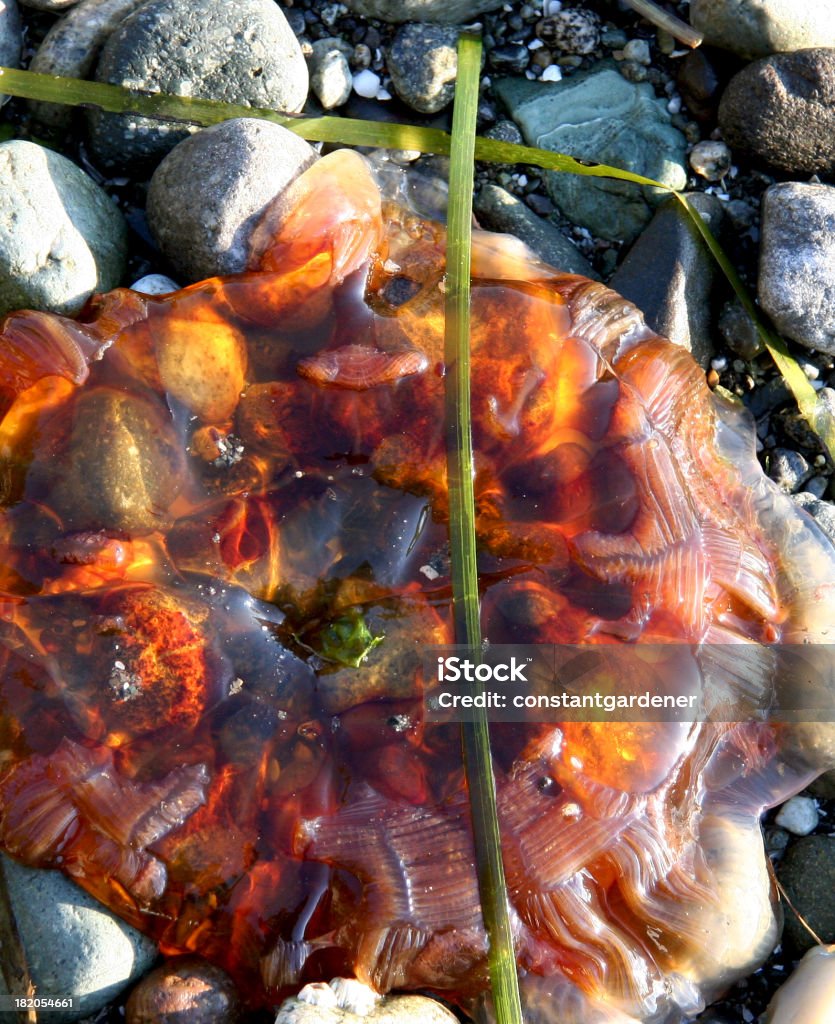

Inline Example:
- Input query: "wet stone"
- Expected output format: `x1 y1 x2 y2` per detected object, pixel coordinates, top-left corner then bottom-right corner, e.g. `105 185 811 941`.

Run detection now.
718 299 763 360
774 795 819 836
125 956 243 1024
37 388 185 534
767 449 812 494
676 48 722 123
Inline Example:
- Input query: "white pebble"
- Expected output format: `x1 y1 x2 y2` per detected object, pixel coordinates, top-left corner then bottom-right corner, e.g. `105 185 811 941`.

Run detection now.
543 0 562 13
540 64 562 82
774 795 818 836
130 273 180 295
329 978 381 1014
528 38 544 50
710 356 727 372
376 86 392 101
352 69 381 98
667 95 682 114
298 982 339 1008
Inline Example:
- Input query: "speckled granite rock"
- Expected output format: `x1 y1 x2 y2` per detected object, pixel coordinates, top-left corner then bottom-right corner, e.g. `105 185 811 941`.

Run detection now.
719 50 835 176
758 182 835 353
88 0 308 170
387 23 459 113
495 65 687 244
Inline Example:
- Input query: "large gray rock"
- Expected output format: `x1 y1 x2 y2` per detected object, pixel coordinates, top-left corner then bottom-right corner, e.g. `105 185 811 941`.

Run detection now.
719 50 835 176
758 182 835 354
690 0 835 59
494 66 687 244
387 24 459 114
88 0 308 170
609 192 723 367
341 0 503 23
0 140 127 316
0 0 21 80
473 183 598 279
1 855 158 1023
146 119 317 282
29 0 148 132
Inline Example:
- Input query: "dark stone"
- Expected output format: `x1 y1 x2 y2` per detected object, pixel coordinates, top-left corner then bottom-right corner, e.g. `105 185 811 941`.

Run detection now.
474 183 598 279
608 192 724 367
386 23 459 114
718 49 835 175
676 48 722 122
776 835 835 953
488 43 530 73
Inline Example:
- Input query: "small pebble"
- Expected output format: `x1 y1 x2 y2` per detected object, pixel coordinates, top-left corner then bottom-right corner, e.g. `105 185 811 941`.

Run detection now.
622 38 651 65
352 68 381 98
536 8 600 55
126 957 243 1024
540 64 562 82
774 795 819 836
689 140 732 181
131 273 180 294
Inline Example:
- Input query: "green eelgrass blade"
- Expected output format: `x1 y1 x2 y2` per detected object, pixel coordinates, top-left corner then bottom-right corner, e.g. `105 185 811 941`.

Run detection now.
0 64 828 452
445 35 523 1024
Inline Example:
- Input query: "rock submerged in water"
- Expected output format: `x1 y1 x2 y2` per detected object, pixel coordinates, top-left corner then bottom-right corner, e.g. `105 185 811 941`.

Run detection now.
0 150 833 1024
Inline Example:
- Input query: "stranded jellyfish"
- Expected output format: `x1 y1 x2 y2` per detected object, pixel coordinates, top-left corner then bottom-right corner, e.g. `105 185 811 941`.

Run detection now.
0 149 832 1023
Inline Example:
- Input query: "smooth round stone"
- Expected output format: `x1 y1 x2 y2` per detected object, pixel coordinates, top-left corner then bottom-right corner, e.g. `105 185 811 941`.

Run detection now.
777 835 835 953
690 0 835 59
0 0 21 79
1 855 158 1023
125 957 242 1024
719 49 835 176
536 8 601 55
130 273 180 294
147 119 317 282
758 182 835 354
387 24 459 113
774 795 819 836
494 66 687 244
0 140 127 317
340 0 504 23
29 0 148 132
309 38 353 109
88 0 308 170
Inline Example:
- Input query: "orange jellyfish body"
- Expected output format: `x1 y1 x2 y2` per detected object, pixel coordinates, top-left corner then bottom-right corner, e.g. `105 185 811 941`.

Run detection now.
0 149 832 1023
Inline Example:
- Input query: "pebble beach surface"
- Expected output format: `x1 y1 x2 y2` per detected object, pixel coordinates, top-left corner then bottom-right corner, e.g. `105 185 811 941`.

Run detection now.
1 0 835 1022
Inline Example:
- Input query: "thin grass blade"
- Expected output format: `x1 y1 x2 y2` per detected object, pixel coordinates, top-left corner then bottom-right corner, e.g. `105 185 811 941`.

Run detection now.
444 33 523 1024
